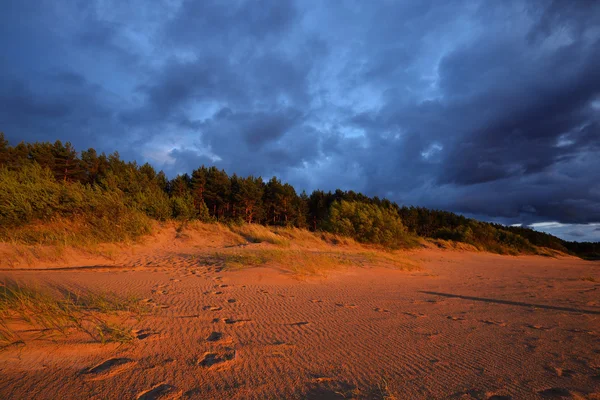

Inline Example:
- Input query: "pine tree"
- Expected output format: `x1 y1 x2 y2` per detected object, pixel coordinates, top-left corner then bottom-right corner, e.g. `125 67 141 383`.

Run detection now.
52 141 82 182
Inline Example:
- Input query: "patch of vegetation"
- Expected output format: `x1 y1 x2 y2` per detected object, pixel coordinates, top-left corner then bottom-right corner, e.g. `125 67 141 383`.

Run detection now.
0 279 150 348
0 134 596 257
324 200 418 249
0 164 152 246
211 248 418 277
230 224 290 246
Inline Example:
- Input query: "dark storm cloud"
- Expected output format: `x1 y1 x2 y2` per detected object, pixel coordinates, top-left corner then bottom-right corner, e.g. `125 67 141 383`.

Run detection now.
1 0 599 240
166 0 297 46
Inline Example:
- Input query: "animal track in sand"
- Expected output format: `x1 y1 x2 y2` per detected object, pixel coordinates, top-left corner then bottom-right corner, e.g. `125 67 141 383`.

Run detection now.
83 358 136 380
212 291 223 295
195 348 237 368
227 298 237 303
136 383 182 400
335 303 357 309
203 306 223 311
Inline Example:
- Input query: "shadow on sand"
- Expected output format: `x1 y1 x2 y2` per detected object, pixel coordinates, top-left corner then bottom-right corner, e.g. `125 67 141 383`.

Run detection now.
419 291 600 315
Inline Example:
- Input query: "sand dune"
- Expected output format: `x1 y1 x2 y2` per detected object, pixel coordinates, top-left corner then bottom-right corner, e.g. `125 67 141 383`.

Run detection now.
0 228 599 399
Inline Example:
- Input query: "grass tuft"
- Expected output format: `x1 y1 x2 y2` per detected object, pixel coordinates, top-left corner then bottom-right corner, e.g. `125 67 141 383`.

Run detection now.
0 279 150 348
230 224 290 246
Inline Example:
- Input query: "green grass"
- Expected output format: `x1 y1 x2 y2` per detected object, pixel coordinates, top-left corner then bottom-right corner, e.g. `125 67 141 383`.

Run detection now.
0 280 151 348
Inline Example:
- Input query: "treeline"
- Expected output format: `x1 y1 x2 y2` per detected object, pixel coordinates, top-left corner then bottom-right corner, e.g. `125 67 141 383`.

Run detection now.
1 134 598 257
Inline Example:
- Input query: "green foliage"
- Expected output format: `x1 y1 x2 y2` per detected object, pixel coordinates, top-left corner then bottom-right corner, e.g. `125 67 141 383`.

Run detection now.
0 164 66 225
0 164 151 244
170 193 198 220
324 200 412 248
0 136 595 257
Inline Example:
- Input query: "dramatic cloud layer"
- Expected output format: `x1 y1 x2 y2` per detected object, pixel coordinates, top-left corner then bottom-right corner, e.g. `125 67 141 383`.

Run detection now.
2 0 599 241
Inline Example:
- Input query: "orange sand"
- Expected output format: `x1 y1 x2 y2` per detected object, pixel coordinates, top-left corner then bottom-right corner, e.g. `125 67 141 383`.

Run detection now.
0 232 599 399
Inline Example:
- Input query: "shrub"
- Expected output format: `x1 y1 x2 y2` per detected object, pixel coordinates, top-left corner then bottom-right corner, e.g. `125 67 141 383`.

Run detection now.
170 193 198 220
324 200 412 248
0 165 152 244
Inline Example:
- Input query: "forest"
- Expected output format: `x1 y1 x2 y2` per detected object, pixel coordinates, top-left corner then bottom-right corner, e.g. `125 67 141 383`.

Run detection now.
1 133 598 259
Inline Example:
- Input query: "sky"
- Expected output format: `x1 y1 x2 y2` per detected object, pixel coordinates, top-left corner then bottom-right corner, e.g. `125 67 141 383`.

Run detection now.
1 0 599 242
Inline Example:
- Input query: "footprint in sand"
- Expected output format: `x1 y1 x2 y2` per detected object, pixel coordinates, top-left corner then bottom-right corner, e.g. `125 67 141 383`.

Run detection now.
374 307 390 313
203 306 223 311
195 348 237 368
310 299 323 303
136 383 182 400
479 319 507 327
131 329 155 340
446 315 466 321
527 324 552 331
205 331 233 345
545 366 575 377
223 318 252 325
287 321 310 326
206 331 223 342
404 312 427 318
335 303 357 309
83 358 136 381
227 299 237 303
183 388 202 397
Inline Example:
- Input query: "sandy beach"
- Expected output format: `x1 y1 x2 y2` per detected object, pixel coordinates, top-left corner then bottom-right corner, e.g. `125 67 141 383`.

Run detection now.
1 232 598 399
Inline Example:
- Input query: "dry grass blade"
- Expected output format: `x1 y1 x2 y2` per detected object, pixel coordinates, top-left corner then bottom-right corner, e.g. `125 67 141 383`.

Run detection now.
0 279 149 348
